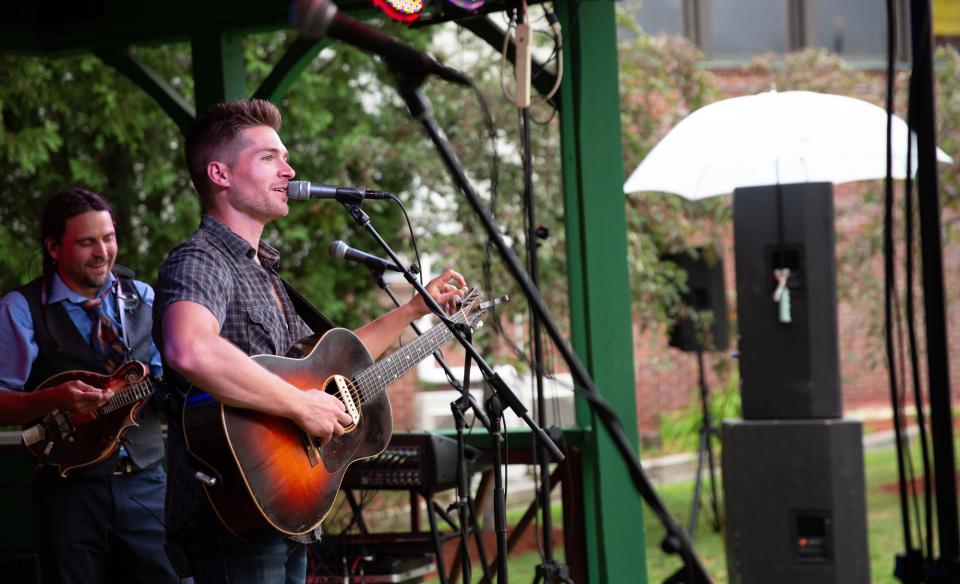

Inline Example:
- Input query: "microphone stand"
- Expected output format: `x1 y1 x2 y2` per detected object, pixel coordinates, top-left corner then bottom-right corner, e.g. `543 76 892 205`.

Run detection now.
362 263 493 584
513 4 571 577
339 197 564 584
386 69 711 582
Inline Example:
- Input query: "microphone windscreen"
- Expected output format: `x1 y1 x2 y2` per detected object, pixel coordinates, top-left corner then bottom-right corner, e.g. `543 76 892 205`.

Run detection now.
292 0 338 38
287 181 311 200
329 240 349 261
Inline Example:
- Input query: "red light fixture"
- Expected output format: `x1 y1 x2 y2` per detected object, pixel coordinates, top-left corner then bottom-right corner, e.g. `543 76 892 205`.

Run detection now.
371 0 424 22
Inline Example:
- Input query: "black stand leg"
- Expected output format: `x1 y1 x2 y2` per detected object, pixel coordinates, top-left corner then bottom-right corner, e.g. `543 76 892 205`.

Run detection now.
485 394 509 584
686 349 722 538
449 332 493 584
425 493 450 584
365 272 493 584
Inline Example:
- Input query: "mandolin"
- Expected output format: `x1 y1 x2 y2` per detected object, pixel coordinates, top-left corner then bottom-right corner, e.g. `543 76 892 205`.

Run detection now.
21 361 156 477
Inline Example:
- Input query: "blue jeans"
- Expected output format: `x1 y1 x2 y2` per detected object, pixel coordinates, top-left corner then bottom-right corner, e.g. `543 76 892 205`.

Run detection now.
33 465 181 584
183 506 306 584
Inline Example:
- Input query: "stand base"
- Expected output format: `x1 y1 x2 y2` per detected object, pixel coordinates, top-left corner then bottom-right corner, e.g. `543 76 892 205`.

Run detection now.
534 561 573 584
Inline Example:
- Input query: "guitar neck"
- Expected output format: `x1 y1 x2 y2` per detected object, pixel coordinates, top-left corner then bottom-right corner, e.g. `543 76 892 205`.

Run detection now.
100 378 155 414
353 316 462 400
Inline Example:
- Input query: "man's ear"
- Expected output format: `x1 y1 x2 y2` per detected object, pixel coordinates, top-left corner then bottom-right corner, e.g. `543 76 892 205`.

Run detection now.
207 161 230 189
45 237 59 261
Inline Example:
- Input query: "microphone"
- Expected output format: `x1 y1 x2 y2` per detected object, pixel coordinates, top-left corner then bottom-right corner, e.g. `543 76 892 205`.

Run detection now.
287 180 393 202
291 0 471 87
329 240 403 273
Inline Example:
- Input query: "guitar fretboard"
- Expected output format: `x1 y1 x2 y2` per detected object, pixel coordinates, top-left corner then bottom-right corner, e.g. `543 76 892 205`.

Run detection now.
352 308 473 404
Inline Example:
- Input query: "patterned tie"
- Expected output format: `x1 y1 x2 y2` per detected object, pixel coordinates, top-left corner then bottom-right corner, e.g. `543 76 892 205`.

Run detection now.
82 291 127 373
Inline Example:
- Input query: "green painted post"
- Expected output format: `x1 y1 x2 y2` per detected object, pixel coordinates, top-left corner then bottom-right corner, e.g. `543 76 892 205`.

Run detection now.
556 0 648 582
191 31 247 115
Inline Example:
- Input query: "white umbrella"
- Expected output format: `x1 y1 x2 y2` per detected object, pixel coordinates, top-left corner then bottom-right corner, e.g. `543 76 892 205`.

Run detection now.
623 90 954 200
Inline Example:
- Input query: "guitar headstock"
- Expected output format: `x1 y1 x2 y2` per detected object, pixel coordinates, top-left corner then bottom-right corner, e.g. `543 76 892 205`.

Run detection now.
456 287 509 331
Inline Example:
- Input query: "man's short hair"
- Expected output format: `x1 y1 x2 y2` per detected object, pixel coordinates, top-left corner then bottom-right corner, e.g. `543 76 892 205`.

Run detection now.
40 186 115 273
185 99 283 209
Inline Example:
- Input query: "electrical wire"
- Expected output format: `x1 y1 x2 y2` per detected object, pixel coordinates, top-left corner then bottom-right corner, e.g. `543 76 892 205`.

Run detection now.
884 0 923 567
902 110 936 562
498 4 563 109
389 193 424 288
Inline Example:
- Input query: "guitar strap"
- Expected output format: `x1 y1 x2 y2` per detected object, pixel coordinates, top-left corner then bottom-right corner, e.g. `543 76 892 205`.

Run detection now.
112 264 143 356
272 270 337 336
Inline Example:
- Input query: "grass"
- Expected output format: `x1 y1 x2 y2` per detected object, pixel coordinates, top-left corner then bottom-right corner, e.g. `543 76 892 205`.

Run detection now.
428 441 934 583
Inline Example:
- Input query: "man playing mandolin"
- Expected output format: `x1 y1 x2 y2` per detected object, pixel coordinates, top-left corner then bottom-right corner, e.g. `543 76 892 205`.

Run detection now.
154 98 467 583
0 187 179 583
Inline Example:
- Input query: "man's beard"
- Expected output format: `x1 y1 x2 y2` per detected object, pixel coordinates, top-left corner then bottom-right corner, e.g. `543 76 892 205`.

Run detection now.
81 261 113 289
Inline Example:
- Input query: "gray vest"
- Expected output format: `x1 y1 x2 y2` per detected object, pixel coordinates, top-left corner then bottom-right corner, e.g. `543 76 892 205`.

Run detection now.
19 273 164 474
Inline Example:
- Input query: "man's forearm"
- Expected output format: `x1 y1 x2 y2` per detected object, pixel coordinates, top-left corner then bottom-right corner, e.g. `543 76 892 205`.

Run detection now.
0 389 56 426
164 329 306 420
354 303 419 360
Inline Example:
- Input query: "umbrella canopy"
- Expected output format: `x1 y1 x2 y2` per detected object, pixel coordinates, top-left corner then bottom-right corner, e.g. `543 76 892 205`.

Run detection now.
623 90 954 200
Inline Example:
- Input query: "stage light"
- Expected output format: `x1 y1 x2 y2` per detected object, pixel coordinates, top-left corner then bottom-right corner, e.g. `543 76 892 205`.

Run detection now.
371 0 424 22
445 0 484 9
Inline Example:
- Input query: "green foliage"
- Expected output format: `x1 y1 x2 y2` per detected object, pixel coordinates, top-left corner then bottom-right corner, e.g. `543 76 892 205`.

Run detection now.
617 15 733 329
0 9 737 360
657 365 741 454
0 50 192 288
0 30 451 328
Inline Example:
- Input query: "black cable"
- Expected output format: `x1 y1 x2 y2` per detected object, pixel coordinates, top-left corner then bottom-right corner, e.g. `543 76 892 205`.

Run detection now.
389 193 424 288
903 103 935 562
470 77 533 366
908 0 960 571
884 0 916 561
892 272 924 553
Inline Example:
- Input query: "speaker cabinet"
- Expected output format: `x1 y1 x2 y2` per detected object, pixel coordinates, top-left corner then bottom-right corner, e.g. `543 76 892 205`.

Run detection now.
733 182 841 419
664 248 729 352
722 419 869 584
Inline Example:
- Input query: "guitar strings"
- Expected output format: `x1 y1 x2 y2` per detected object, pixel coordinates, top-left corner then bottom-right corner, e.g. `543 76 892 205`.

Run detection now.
101 378 154 414
342 297 479 408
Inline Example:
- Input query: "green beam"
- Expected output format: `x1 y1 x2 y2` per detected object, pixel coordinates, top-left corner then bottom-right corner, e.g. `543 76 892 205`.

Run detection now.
93 46 196 134
557 0 648 582
191 31 247 115
253 36 330 103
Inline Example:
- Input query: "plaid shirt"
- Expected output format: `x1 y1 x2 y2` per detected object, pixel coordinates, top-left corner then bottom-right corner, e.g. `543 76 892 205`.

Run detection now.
154 214 312 535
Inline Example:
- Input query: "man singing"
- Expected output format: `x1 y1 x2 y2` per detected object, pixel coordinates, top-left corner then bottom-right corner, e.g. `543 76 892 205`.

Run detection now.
155 98 466 583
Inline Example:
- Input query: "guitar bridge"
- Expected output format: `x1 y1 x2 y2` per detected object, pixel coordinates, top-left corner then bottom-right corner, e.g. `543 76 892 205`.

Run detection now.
332 375 361 429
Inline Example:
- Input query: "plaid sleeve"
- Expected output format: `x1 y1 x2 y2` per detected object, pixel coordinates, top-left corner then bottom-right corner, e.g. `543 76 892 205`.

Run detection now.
155 242 231 327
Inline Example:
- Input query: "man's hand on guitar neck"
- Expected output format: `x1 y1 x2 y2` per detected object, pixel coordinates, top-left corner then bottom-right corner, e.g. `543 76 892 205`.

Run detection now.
408 268 469 318
0 380 113 425
355 268 468 360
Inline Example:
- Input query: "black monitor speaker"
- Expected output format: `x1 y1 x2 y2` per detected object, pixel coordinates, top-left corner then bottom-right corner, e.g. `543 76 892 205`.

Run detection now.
664 248 729 352
722 419 869 583
733 182 841 419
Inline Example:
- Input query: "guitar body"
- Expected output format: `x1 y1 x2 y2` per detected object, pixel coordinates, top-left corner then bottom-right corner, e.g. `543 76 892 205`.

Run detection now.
183 328 393 540
21 361 150 477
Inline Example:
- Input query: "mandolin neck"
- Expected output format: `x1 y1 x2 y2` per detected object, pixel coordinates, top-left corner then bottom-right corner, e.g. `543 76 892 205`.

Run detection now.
100 378 155 414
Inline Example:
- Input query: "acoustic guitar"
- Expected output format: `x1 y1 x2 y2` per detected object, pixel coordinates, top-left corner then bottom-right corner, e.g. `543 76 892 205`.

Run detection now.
20 361 156 477
183 289 494 540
